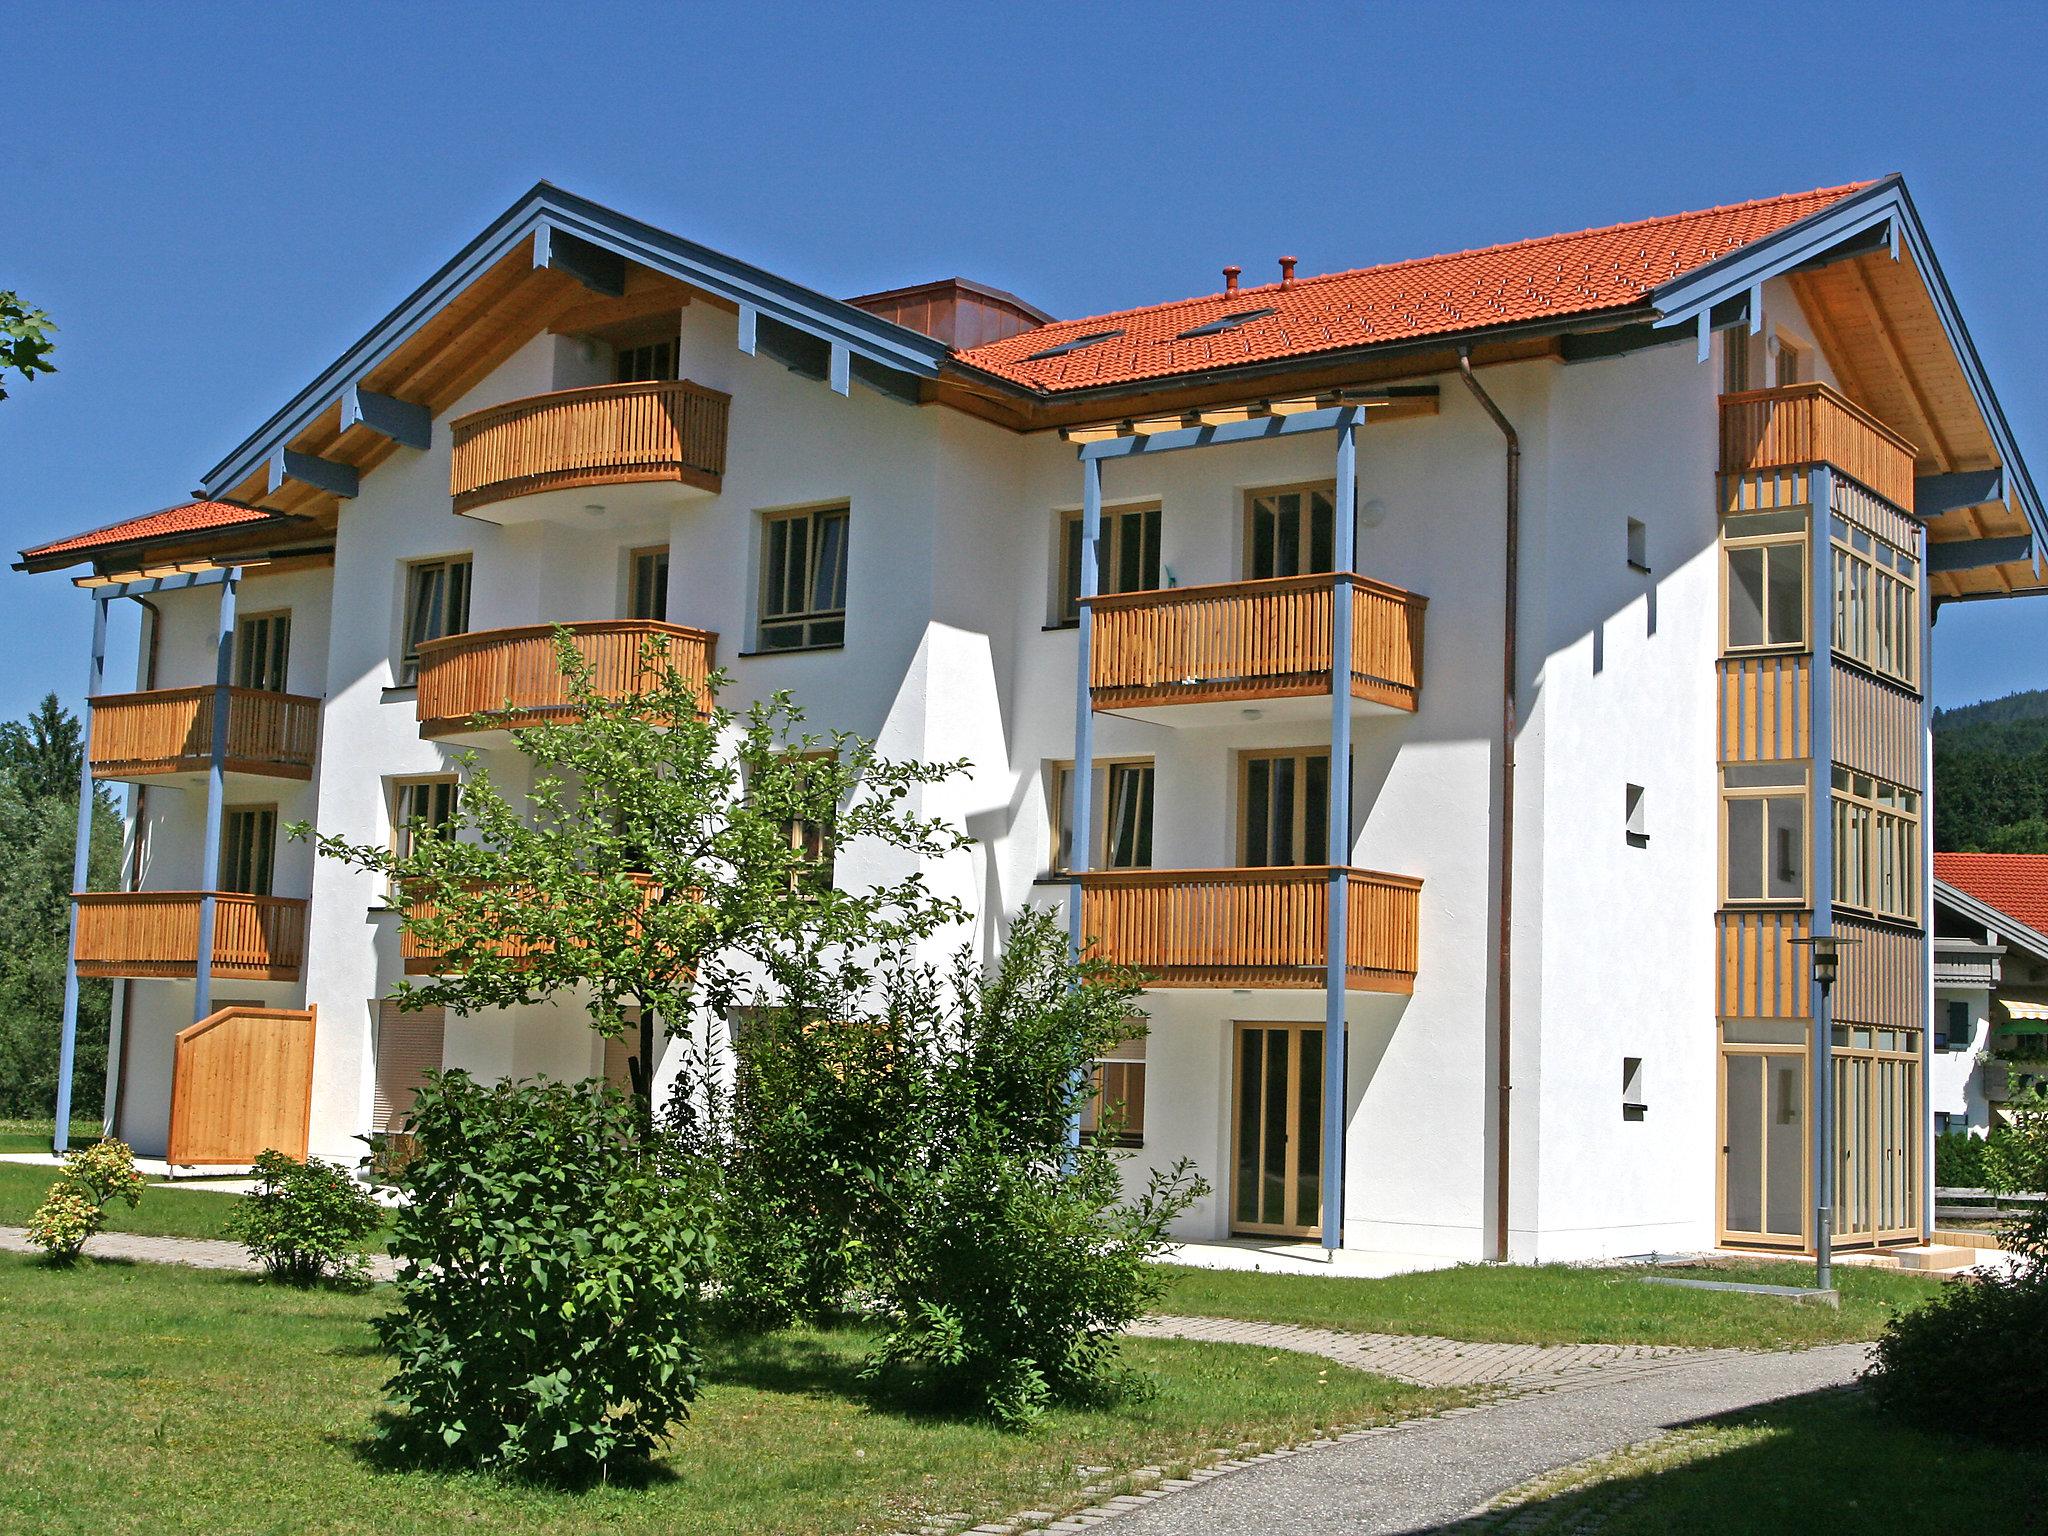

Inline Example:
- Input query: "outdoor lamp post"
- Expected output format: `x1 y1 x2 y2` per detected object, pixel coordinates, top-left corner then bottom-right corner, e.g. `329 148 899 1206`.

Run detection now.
1791 932 1858 1293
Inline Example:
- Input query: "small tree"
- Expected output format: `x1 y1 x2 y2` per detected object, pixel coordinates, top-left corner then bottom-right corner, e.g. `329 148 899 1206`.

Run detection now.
298 631 968 1121
226 1149 384 1286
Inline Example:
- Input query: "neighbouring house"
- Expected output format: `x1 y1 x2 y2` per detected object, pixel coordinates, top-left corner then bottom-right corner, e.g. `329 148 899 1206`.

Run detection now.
16 175 2046 1263
1935 852 2048 1134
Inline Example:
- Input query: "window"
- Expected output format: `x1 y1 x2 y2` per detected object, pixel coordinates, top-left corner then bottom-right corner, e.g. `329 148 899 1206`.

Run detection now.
234 611 291 692
1774 335 1805 388
1722 764 1806 904
1626 517 1649 573
1722 509 1806 652
392 778 459 862
775 753 837 892
760 506 848 651
1830 515 1919 686
402 556 472 682
374 1000 445 1132
1723 330 1753 395
629 546 670 623
1622 1056 1647 1121
1057 502 1161 625
615 339 676 383
1625 783 1648 847
1050 760 1154 873
220 807 276 896
1831 768 1920 922
1242 749 1332 868
1078 1033 1147 1146
1247 483 1337 580
1941 999 1972 1052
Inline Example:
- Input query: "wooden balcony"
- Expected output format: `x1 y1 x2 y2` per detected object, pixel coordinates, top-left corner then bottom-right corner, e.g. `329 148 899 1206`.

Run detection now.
1719 382 1916 508
414 619 718 739
400 874 661 974
1086 573 1425 719
88 686 319 782
449 379 730 517
72 892 309 982
1077 866 1421 992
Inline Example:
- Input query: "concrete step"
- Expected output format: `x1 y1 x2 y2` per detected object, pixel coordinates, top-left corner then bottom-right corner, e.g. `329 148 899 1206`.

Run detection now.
1891 1245 1978 1273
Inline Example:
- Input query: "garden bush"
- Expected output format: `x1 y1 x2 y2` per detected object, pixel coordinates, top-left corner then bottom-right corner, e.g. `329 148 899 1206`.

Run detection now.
23 1137 144 1261
377 1071 715 1479
225 1148 383 1285
1934 1129 1987 1188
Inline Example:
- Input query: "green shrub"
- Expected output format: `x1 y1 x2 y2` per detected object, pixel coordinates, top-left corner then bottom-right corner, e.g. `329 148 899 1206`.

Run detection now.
225 1149 383 1285
1866 1271 2048 1447
357 1129 421 1187
63 1137 145 1208
377 1072 715 1479
24 1183 102 1261
1935 1130 1987 1188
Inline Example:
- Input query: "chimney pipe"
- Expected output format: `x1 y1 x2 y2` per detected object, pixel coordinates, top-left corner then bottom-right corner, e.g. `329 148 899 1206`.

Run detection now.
1279 255 1298 288
1223 265 1241 296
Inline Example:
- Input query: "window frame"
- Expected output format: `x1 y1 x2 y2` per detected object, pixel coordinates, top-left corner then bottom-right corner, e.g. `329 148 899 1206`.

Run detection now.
233 609 292 692
1720 511 1808 656
1078 1032 1147 1147
1047 757 1156 875
390 776 460 864
1720 767 1809 907
401 555 473 683
1054 500 1161 627
757 504 850 653
220 804 278 897
1830 767 1921 923
1238 747 1336 869
627 544 671 623
614 338 677 384
1244 480 1339 581
1829 514 1919 688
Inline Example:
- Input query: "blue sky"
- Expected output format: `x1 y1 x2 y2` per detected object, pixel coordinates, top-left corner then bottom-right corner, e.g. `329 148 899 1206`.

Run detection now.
4 2 2044 721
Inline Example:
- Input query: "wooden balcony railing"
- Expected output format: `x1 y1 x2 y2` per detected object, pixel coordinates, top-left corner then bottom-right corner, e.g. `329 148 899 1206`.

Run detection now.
414 620 718 738
400 874 663 974
88 686 319 781
1719 382 1917 508
72 892 309 982
1077 866 1421 992
1086 573 1426 713
449 379 731 514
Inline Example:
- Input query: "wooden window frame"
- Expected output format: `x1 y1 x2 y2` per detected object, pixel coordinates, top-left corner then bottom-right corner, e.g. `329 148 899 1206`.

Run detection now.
1829 514 1919 688
220 803 278 897
401 555 473 683
1237 747 1335 869
1047 757 1155 875
233 609 292 692
627 544 671 623
1244 480 1339 581
1720 512 1808 656
1230 1020 1324 1239
614 337 678 384
1078 1032 1147 1147
1830 767 1920 923
758 504 849 653
390 776 460 864
1720 768 1808 907
1054 501 1161 627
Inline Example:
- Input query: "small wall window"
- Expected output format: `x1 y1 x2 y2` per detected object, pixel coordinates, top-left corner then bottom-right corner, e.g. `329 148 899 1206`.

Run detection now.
220 806 277 896
629 546 670 623
1722 764 1806 905
1774 334 1805 388
1622 1056 1647 1121
1078 1033 1147 1146
402 556 472 682
234 611 292 692
1626 518 1649 573
1049 759 1154 873
778 753 837 893
1940 999 1971 1051
391 777 460 863
1722 509 1806 652
759 505 848 651
1057 502 1160 625
615 339 676 383
1831 768 1919 922
1723 330 1754 395
1625 783 1648 846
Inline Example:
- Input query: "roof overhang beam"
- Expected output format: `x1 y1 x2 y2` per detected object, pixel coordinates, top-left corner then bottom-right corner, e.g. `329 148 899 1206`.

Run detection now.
1066 389 1431 460
73 563 256 596
534 222 626 297
267 448 358 500
1915 467 2005 520
339 385 431 451
1928 534 2033 574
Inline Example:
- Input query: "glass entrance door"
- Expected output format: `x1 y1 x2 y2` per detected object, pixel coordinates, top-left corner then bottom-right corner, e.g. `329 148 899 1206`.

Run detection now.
1719 1047 1808 1248
1232 1022 1324 1238
1834 1031 1921 1246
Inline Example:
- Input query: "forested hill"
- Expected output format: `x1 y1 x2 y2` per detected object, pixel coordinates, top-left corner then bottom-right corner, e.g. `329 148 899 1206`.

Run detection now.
1934 689 2048 853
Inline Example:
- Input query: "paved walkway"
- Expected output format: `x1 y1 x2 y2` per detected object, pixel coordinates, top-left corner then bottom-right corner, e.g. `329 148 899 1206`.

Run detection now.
0 1225 399 1279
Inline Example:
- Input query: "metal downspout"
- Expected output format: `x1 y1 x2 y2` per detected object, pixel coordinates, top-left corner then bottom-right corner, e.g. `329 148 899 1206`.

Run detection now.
1458 349 1520 1263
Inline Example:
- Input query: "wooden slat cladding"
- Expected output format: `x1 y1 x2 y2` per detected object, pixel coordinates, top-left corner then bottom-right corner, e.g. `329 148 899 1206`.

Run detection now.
1718 910 1811 1020
1831 664 1924 788
72 892 309 982
1831 475 1919 548
1833 914 1922 1029
88 686 319 781
402 873 662 974
415 620 717 738
1086 573 1426 713
1719 383 1916 508
1077 866 1420 992
166 1006 317 1165
448 379 731 514
1718 655 1811 763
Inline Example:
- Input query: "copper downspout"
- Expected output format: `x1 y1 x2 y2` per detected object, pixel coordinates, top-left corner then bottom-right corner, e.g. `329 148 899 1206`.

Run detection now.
1458 349 1519 1263
108 595 163 1139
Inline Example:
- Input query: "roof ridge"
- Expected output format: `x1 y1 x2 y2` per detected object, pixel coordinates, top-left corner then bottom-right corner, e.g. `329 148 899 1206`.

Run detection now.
982 181 1876 345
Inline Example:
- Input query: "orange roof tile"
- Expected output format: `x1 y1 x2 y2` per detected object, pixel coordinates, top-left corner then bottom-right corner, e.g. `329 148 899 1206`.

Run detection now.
957 183 1872 393
18 500 280 564
1936 852 2048 939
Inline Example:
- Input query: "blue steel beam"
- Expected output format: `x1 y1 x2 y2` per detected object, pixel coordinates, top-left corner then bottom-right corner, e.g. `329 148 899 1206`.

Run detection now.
340 385 431 451
84 569 237 600
1065 456 1103 1152
1322 408 1363 1252
268 448 359 500
534 222 627 297
1928 535 2033 574
1914 468 2005 520
1078 405 1363 461
52 595 110 1152
192 573 239 1024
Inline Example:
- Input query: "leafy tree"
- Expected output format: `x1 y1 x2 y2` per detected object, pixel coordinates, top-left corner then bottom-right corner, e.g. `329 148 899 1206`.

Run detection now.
297 630 969 1122
1933 690 2048 852
0 290 56 402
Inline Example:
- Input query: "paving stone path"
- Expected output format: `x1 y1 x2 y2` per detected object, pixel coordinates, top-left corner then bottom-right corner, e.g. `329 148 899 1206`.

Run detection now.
0 1225 399 1279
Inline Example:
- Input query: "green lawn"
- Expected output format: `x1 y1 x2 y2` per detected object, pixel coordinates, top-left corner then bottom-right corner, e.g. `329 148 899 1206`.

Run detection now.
0 1118 99 1155
1465 1387 2048 1532
0 1160 392 1249
0 1253 1457 1536
1158 1258 1943 1348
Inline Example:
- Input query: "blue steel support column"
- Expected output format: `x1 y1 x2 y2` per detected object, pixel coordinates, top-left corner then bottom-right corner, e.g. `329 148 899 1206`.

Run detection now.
1066 459 1103 1149
1808 469 1836 1286
192 570 239 1025
51 594 111 1153
1322 407 1363 1252
1919 527 1936 1243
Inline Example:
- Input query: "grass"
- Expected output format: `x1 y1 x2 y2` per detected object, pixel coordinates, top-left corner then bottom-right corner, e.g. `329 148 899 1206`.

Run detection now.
0 1118 98 1155
1158 1257 1944 1348
0 1160 391 1250
0 1253 1457 1536
1461 1387 2048 1532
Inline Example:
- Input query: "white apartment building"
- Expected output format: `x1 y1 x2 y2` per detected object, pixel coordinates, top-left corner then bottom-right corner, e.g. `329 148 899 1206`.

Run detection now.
18 175 2043 1263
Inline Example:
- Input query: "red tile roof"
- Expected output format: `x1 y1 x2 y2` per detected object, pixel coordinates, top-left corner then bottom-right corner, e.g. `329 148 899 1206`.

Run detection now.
1936 852 2048 939
18 500 280 564
956 182 1872 394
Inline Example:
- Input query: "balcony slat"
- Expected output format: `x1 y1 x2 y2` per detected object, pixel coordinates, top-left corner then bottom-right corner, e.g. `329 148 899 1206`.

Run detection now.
449 380 731 514
1718 383 1916 508
415 620 718 738
72 892 308 981
88 686 319 781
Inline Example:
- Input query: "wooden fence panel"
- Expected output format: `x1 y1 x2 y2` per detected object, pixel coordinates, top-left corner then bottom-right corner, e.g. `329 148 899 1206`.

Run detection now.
166 1006 316 1166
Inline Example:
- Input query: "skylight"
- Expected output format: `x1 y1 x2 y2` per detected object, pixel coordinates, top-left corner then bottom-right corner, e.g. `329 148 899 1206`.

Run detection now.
1176 307 1279 340
1022 329 1124 362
